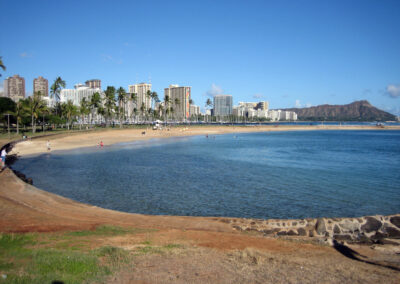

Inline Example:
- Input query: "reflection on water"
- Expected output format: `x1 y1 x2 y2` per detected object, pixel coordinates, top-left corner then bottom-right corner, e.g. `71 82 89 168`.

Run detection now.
12 130 400 219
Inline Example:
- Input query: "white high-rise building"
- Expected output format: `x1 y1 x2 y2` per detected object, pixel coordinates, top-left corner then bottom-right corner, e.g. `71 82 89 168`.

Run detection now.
214 95 233 117
127 83 152 119
60 83 103 106
164 84 191 121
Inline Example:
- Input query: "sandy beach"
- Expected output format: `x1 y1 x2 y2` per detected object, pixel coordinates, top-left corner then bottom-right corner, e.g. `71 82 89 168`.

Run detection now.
1 125 400 283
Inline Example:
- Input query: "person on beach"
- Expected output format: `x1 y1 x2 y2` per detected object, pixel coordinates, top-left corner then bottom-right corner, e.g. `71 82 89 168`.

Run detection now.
1 148 7 170
99 141 104 148
46 140 51 151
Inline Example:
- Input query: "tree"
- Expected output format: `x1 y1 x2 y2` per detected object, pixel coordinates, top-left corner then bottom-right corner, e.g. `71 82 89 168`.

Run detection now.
205 98 213 122
25 91 46 133
62 100 78 130
164 95 171 123
50 77 66 101
79 97 90 129
104 86 116 126
130 93 137 123
116 87 127 128
0 56 5 77
90 92 102 124
140 102 146 123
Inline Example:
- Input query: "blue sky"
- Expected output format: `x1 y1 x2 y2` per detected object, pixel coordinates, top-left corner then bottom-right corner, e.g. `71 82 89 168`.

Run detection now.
1 0 400 114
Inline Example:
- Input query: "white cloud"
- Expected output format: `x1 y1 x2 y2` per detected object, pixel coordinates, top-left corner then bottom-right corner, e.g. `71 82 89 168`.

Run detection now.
204 83 224 98
253 93 263 99
386 84 400 98
295 100 301 107
305 103 312 107
20 52 32 58
101 54 123 64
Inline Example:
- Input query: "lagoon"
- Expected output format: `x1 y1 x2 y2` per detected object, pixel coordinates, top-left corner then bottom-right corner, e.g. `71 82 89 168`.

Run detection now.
12 130 400 219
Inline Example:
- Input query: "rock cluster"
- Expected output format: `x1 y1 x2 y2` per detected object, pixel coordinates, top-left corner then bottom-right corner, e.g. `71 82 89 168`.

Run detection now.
225 214 400 244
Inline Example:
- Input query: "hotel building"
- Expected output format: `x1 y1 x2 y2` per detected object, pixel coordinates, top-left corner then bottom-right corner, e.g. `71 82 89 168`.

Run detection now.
85 79 101 89
33 76 49 97
164 84 191 121
214 95 233 116
128 83 152 117
3 74 25 102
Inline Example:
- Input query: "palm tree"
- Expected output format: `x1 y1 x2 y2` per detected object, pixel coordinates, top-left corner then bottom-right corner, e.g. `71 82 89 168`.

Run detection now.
90 92 101 124
25 91 46 133
50 77 66 102
0 56 6 77
140 103 146 123
164 95 171 123
104 86 116 126
62 100 78 130
79 97 90 129
116 87 127 128
129 92 137 123
205 98 213 122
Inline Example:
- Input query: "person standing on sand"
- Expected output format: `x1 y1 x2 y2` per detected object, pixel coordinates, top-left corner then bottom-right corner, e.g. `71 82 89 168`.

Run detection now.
99 141 104 148
1 148 7 170
46 140 51 151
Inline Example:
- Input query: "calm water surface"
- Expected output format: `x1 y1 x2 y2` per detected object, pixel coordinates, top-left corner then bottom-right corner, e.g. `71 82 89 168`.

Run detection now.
13 130 400 219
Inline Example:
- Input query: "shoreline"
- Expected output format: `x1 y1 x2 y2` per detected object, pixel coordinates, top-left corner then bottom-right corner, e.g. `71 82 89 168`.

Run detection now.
9 124 400 158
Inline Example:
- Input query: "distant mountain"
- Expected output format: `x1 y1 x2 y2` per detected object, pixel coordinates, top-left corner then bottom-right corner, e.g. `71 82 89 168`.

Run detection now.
281 100 396 121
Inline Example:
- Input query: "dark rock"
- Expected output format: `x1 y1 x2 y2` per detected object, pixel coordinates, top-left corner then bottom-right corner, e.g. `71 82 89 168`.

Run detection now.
390 216 400 228
282 222 286 227
277 231 288 236
315 218 326 235
26 178 33 185
299 220 305 225
250 221 256 225
309 230 314 237
371 231 388 240
297 228 307 236
292 222 297 226
232 225 242 231
357 235 373 244
380 239 400 245
334 234 353 241
263 229 280 235
385 226 400 239
361 217 382 233
333 225 341 234
287 230 298 236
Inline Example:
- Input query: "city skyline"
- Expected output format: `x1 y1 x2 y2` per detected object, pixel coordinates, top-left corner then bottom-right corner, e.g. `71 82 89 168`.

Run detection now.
1 0 400 114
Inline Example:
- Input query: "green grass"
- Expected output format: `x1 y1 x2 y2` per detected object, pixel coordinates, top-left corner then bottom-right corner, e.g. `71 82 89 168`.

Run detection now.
65 225 156 237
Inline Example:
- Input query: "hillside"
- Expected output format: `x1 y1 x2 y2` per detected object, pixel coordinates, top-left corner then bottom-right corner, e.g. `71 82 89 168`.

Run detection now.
282 100 396 121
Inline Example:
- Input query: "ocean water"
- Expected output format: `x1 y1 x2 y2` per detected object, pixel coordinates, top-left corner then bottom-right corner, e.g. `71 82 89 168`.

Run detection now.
12 130 400 219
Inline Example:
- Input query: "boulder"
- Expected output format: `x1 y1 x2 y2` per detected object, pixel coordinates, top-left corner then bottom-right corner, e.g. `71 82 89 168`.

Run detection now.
297 228 307 236
315 218 327 235
339 220 359 233
333 225 341 234
390 216 400 228
360 217 382 233
333 234 353 241
384 226 400 239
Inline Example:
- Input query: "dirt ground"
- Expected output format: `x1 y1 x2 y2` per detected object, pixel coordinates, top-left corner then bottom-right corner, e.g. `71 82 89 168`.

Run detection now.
1 168 400 283
1 126 400 283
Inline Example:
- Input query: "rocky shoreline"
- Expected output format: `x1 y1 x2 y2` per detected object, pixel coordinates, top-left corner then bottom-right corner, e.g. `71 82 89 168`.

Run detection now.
223 214 400 244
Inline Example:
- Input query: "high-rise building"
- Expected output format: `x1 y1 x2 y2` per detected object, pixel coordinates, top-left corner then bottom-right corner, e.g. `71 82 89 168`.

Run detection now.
85 79 101 89
60 83 103 106
214 95 233 116
164 84 191 121
3 75 25 102
128 83 152 114
189 105 200 116
33 76 49 97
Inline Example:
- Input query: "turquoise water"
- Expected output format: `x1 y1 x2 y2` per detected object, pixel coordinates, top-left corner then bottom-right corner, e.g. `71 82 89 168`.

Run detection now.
12 130 400 219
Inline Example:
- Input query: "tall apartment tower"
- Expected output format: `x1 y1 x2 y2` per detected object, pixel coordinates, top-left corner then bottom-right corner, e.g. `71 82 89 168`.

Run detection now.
164 84 191 121
85 79 101 89
128 83 152 110
214 95 233 116
33 76 49 96
3 74 25 102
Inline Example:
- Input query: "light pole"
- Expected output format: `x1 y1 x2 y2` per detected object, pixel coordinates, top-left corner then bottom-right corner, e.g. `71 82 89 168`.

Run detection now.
4 113 11 138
